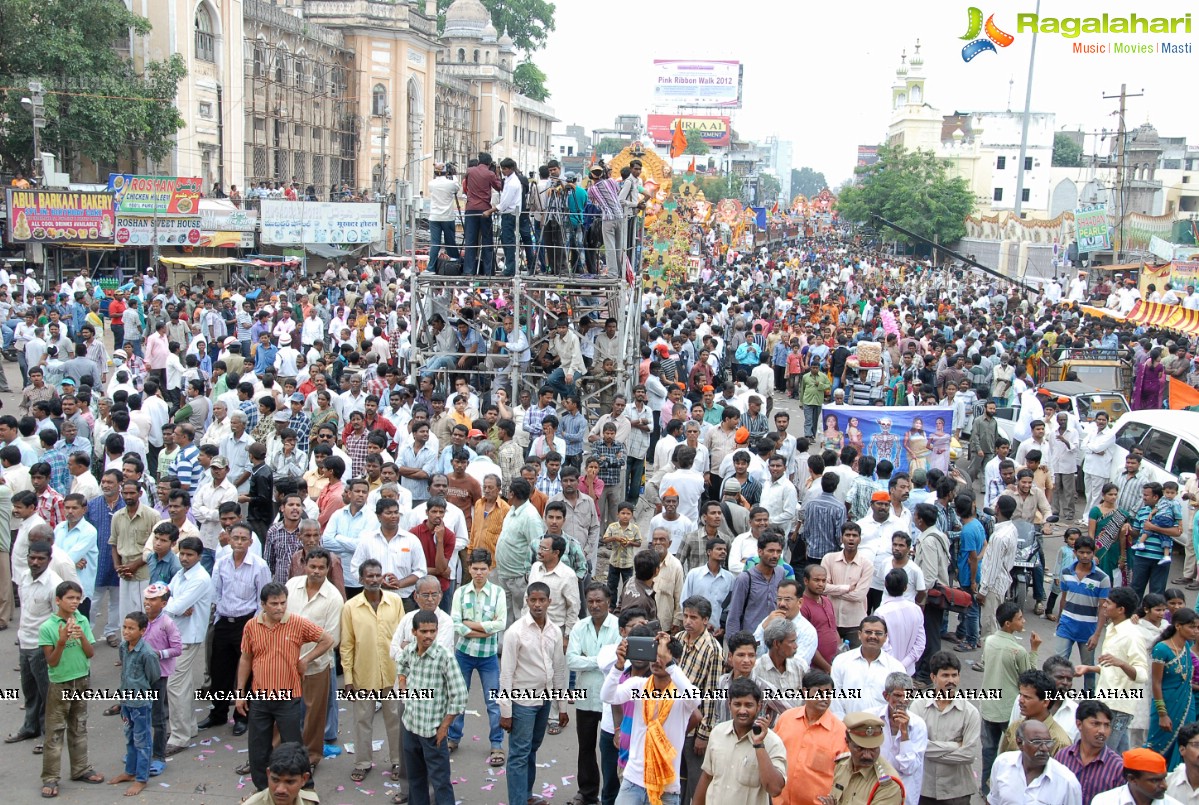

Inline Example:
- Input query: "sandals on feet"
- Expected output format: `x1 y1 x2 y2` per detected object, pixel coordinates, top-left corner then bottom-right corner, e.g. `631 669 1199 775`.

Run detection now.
40 784 57 799
71 770 104 784
351 768 369 783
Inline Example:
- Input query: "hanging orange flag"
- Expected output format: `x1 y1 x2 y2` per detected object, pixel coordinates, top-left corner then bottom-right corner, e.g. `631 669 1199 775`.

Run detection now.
670 124 688 158
771 201 780 215
1169 377 1199 410
687 157 696 174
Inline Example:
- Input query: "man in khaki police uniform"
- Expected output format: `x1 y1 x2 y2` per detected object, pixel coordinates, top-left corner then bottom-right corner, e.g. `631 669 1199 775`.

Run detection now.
821 712 904 805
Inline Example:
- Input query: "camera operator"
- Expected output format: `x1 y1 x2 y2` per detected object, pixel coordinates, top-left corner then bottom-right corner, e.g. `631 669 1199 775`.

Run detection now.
427 163 463 271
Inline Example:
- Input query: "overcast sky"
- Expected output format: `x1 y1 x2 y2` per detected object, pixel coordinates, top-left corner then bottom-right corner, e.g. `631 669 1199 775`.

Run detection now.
535 0 1197 185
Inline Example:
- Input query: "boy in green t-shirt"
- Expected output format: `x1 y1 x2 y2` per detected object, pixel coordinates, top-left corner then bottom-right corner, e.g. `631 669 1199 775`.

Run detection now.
38 579 104 798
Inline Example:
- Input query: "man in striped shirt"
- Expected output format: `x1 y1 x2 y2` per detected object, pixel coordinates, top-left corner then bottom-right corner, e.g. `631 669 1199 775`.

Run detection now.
1054 700 1125 805
236 581 334 792
1053 536 1110 692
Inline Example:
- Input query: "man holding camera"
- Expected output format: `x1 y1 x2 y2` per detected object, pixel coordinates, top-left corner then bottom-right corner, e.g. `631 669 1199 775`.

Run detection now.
427 163 462 271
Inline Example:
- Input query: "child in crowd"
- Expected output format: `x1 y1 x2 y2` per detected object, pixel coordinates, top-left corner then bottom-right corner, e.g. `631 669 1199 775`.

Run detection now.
602 502 640 608
109 610 161 797
1044 527 1079 621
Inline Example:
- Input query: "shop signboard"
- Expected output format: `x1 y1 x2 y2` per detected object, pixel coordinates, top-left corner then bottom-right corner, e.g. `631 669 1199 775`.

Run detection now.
5 189 115 243
259 200 383 245
107 174 202 215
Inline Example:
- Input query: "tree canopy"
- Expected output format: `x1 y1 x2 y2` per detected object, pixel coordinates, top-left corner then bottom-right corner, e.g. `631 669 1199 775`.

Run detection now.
0 0 186 174
837 143 975 245
1053 132 1084 167
513 61 550 101
758 173 781 205
790 166 827 198
683 137 710 156
693 173 743 203
594 137 629 156
438 0 557 53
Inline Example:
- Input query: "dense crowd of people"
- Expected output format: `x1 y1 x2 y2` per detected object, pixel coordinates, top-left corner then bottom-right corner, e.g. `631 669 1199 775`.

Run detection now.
5 211 1199 805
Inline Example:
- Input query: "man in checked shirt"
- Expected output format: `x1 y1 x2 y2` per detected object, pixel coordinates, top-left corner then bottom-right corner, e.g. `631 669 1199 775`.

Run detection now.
676 595 725 805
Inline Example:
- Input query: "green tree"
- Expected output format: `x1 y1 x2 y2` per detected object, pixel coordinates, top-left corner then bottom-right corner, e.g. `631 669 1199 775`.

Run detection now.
758 172 781 204
790 166 827 199
595 137 629 156
437 0 556 53
837 143 974 245
0 0 186 174
694 173 742 203
1053 131 1083 167
682 136 709 156
513 61 550 101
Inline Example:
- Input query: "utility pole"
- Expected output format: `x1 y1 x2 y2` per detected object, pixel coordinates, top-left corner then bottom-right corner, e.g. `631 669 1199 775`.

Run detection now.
1013 0 1039 219
23 81 45 182
379 109 390 199
1101 83 1143 263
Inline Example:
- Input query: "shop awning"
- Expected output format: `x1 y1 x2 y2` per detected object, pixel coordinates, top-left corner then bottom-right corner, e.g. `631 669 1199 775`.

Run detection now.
1126 300 1199 337
306 243 353 259
159 256 239 267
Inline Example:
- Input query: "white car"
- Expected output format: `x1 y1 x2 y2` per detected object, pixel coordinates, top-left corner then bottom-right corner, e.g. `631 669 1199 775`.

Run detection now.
1110 410 1199 484
1110 410 1199 543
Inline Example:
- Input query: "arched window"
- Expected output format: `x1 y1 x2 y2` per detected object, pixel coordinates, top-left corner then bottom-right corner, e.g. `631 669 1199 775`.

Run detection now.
294 56 306 90
485 51 491 63
275 46 289 84
195 5 215 63
372 84 388 117
313 65 326 93
473 49 480 63
253 40 265 77
457 48 465 63
497 105 506 139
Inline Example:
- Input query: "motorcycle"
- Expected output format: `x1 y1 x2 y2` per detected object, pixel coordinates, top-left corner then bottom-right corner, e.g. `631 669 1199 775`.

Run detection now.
1009 516 1057 612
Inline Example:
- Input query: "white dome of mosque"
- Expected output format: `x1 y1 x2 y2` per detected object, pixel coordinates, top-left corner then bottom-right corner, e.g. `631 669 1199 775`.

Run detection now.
498 32 516 53
895 50 908 78
443 0 490 39
481 20 499 42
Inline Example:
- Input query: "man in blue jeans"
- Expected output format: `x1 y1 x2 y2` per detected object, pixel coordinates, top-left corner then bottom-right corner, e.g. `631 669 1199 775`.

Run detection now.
447 550 505 761
497 158 523 277
395 609 468 805
426 163 462 270
499 582 567 805
1051 534 1110 692
1128 481 1178 598
460 153 502 276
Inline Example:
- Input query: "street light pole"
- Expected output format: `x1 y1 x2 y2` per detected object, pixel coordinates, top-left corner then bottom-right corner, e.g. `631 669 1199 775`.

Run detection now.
1013 0 1039 219
22 80 45 183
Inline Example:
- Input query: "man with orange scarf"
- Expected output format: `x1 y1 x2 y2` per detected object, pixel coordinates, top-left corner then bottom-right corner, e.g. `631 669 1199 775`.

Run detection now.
601 631 701 805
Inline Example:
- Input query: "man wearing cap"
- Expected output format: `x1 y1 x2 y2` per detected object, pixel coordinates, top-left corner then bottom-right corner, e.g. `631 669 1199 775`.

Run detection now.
1093 750 1180 805
823 712 904 805
586 164 622 276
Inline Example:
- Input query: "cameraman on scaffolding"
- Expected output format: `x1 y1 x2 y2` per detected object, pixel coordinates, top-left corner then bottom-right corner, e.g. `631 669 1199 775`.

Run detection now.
427 162 462 273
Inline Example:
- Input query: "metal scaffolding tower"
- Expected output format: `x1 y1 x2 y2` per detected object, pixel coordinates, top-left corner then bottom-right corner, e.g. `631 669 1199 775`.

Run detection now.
409 272 642 420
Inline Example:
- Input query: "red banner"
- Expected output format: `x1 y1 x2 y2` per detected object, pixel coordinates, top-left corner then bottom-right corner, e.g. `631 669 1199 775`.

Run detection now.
646 115 731 147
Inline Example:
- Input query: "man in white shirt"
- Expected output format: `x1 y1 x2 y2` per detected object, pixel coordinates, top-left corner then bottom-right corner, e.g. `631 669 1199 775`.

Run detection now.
873 672 929 805
350 498 426 604
760 454 798 539
426 164 462 268
600 632 700 805
988 719 1082 805
497 158 522 274
830 615 906 717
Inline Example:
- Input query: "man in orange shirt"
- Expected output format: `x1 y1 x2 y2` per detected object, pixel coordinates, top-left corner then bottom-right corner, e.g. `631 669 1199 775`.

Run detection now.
468 475 509 566
773 669 847 805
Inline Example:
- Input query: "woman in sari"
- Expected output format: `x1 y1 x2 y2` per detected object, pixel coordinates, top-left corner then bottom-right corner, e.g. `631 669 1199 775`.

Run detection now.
310 389 340 434
1146 607 1199 769
1133 348 1166 410
885 364 906 407
1089 482 1127 583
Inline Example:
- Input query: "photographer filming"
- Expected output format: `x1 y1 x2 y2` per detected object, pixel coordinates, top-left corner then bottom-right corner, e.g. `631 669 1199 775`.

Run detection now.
427 162 463 273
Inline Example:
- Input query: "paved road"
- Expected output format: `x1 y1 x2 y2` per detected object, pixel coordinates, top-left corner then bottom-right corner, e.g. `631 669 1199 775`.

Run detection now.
0 369 1153 804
